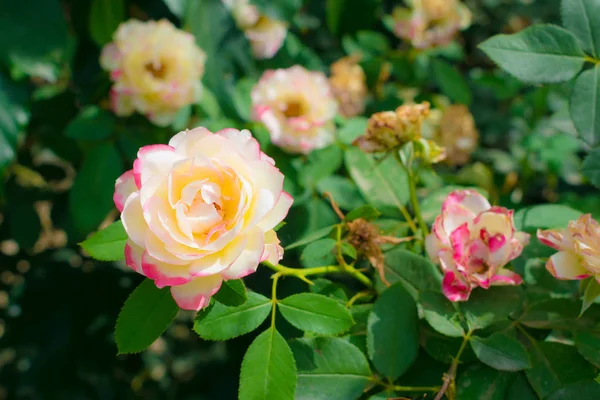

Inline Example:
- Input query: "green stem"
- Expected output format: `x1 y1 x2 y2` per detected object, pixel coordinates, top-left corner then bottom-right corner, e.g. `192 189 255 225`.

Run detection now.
407 167 429 237
393 385 441 392
585 55 600 65
434 329 473 400
262 261 373 288
270 272 282 328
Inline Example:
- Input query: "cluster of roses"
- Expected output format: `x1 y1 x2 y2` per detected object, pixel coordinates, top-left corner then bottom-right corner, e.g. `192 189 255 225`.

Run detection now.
96 1 600 311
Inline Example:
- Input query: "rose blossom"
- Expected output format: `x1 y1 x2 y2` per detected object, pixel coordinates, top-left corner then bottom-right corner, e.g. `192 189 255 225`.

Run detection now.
113 127 293 310
537 214 600 282
329 55 368 118
392 0 472 49
100 19 206 126
252 66 338 154
222 0 287 59
426 190 530 301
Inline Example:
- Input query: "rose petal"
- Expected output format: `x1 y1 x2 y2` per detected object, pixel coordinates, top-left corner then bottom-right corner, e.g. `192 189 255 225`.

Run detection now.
257 192 293 232
114 170 138 212
142 251 191 288
546 251 591 280
221 229 265 279
442 270 471 302
124 240 144 273
170 274 223 311
121 192 148 248
134 144 182 188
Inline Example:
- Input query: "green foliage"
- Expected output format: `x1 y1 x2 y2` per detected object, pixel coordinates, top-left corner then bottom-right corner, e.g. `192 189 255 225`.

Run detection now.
581 148 600 188
194 292 271 340
561 0 600 57
80 220 127 261
470 333 531 371
239 327 297 400
377 248 442 299
64 106 115 141
479 25 586 84
290 337 371 400
115 279 179 354
213 279 248 307
432 58 472 105
89 0 125 46
278 293 354 335
513 204 582 230
571 66 600 146
419 290 464 337
367 284 419 380
456 364 513 400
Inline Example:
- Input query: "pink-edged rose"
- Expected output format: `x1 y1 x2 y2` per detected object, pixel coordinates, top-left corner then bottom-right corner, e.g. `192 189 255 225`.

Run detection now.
426 190 529 302
537 214 600 282
114 127 293 310
252 66 338 154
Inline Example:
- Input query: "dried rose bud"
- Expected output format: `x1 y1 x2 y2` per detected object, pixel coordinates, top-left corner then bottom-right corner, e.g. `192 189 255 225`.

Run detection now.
353 102 431 153
329 55 368 118
438 105 479 166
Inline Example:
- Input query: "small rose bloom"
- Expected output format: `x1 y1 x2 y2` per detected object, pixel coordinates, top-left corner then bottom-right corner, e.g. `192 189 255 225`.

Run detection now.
100 19 206 126
252 66 338 154
537 214 600 282
114 127 293 310
393 0 472 49
426 190 529 302
222 0 287 59
329 55 368 118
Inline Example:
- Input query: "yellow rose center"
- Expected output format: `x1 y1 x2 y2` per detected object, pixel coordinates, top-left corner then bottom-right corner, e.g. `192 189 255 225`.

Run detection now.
282 99 308 119
145 62 168 80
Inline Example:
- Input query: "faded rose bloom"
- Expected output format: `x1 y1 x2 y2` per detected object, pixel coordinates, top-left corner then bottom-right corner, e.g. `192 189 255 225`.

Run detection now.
424 105 479 166
252 66 338 154
113 127 293 310
353 102 431 153
100 19 206 126
222 0 287 59
426 190 529 302
393 0 472 49
329 55 368 118
537 214 600 282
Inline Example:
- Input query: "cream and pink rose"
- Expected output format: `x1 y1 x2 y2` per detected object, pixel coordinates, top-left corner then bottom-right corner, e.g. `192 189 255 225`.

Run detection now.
100 19 206 126
426 190 529 301
537 214 600 282
252 66 338 154
222 0 287 59
393 0 472 49
114 127 292 311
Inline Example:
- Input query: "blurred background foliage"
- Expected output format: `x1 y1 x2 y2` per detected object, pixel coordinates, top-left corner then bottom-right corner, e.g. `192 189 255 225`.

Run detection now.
0 0 597 399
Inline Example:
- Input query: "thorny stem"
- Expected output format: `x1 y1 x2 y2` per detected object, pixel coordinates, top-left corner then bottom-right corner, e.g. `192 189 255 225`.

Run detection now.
406 165 429 237
270 272 282 328
434 329 474 400
392 385 441 393
346 290 373 308
262 261 373 288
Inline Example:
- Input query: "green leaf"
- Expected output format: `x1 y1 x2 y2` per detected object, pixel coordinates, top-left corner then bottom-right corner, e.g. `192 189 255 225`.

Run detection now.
571 66 600 146
213 279 248 307
232 78 255 121
513 204 582 231
470 333 531 371
89 0 125 46
69 143 123 235
299 145 343 188
478 25 585 84
326 0 345 34
581 277 600 316
506 373 538 400
456 364 513 400
546 382 600 400
345 204 381 222
115 279 179 354
367 284 419 380
193 292 271 340
309 278 349 303
574 330 600 367
252 0 302 22
561 0 600 57
80 220 127 261
520 298 592 330
197 85 222 119
64 106 116 141
278 293 354 335
345 148 409 218
378 248 442 300
581 148 600 188
0 75 29 172
420 324 476 364
337 117 368 145
419 290 464 337
300 239 337 268
239 327 297 400
290 337 371 400
525 340 597 398
285 225 336 250
461 286 523 330
163 0 189 18
316 176 366 211
432 59 472 105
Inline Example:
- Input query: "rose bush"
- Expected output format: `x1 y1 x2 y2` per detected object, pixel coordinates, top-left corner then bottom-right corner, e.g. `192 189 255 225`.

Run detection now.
3 0 600 399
